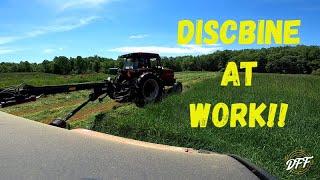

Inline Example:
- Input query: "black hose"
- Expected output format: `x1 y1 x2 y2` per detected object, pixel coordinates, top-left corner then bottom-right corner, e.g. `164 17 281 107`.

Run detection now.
64 98 92 121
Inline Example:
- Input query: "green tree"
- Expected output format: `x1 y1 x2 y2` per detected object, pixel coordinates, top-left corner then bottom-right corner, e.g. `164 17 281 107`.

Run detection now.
53 56 71 75
42 60 52 73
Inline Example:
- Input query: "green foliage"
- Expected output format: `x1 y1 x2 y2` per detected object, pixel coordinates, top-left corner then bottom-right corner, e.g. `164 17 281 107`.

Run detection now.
53 56 72 74
0 72 109 88
0 55 115 75
161 45 320 74
1 46 320 75
41 60 53 73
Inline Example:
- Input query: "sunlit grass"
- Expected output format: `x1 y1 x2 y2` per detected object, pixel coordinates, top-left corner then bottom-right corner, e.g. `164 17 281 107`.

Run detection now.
89 73 320 179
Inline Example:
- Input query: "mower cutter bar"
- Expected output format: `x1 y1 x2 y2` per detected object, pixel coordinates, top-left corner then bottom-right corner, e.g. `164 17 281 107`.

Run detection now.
0 82 107 108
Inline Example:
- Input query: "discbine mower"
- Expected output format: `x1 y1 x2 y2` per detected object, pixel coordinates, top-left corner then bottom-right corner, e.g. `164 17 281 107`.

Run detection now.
0 53 182 128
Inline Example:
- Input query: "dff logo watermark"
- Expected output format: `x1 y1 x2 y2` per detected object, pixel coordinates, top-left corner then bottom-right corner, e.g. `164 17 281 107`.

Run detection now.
285 150 314 175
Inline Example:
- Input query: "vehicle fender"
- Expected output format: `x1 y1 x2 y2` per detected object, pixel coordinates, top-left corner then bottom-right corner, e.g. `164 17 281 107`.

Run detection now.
136 72 162 88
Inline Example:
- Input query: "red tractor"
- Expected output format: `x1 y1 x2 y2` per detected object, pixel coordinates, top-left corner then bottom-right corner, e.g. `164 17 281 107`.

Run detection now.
109 52 182 106
0 52 182 128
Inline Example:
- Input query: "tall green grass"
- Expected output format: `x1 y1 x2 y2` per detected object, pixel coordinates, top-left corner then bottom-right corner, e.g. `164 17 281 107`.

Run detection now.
0 72 108 88
90 73 320 179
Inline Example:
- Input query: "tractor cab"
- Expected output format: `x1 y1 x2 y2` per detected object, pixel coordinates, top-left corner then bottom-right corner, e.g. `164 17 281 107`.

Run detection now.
117 53 162 80
119 52 161 70
117 52 176 86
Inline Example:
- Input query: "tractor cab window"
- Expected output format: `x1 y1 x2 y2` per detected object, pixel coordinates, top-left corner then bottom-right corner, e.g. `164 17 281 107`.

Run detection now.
123 58 139 69
122 55 160 69
150 58 158 68
137 57 149 68
123 57 151 69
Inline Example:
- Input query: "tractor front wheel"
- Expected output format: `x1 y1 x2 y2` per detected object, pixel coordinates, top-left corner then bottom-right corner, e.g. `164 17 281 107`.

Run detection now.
135 74 162 107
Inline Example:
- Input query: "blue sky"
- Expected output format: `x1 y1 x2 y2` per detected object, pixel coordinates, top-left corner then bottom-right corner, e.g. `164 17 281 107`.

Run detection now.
0 0 319 62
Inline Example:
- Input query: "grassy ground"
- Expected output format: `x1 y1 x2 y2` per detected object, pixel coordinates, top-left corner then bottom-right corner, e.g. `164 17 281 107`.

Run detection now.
0 72 108 88
86 73 320 179
1 72 319 179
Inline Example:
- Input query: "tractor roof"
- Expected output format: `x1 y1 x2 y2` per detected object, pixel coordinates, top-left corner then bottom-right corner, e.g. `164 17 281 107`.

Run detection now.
119 52 160 59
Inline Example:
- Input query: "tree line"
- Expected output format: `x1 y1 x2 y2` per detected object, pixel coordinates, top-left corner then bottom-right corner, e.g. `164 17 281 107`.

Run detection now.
1 45 320 75
0 55 116 75
162 45 320 75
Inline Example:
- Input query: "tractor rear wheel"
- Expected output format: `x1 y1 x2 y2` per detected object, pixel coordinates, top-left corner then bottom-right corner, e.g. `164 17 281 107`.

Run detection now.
135 74 162 107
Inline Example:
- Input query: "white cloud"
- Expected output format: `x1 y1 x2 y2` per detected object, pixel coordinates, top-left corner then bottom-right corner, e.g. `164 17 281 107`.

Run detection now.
29 16 100 35
43 49 55 54
129 34 149 39
0 16 99 45
42 0 115 11
0 36 20 45
109 45 222 55
43 47 64 54
62 0 111 10
0 48 17 55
